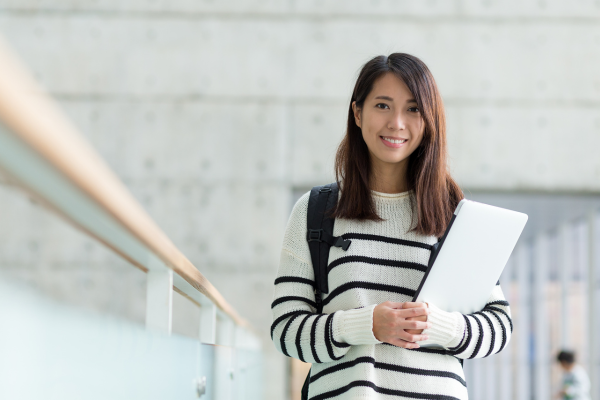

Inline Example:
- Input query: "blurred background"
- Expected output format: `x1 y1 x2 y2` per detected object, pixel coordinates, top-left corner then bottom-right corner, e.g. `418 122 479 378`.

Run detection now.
0 1 599 399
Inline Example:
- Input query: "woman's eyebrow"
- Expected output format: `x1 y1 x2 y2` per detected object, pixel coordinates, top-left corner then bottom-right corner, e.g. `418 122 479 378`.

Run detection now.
374 95 417 104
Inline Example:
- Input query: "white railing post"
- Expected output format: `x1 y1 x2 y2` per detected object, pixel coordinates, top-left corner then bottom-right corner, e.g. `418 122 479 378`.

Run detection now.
588 212 598 400
145 257 173 335
199 300 217 345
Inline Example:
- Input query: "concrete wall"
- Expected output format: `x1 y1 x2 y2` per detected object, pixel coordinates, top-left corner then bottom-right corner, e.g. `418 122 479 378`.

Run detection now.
0 2 599 399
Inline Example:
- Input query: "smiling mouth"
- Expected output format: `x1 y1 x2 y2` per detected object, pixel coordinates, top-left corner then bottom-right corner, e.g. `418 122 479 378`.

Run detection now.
380 136 408 144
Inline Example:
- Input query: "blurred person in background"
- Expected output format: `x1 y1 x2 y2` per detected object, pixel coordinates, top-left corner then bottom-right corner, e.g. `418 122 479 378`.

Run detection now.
271 53 513 400
555 350 591 400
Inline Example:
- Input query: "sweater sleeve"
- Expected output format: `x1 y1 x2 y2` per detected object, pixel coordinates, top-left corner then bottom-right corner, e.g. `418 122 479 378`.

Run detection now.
418 282 513 359
270 192 382 364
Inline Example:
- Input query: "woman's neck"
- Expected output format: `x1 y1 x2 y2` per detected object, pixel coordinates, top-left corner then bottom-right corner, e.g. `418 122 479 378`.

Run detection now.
369 157 409 194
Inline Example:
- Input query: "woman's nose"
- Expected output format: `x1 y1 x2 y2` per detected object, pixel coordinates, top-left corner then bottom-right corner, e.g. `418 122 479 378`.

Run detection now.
387 112 406 131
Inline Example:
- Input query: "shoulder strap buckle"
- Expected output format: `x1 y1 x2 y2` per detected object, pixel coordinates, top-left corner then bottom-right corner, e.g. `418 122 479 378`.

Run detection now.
334 236 351 251
307 229 323 242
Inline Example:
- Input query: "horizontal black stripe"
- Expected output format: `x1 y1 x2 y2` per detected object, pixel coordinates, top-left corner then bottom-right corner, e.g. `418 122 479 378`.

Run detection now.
331 339 351 348
450 315 472 356
324 313 344 361
379 342 465 364
380 342 448 355
322 281 415 307
341 233 434 250
329 311 351 349
473 311 496 358
311 356 466 387
470 314 484 359
485 309 507 352
271 310 311 339
281 312 305 357
310 380 461 400
295 314 311 362
310 314 325 363
447 328 466 352
274 276 315 288
411 346 453 355
486 300 509 307
328 255 427 274
271 296 317 309
485 306 514 333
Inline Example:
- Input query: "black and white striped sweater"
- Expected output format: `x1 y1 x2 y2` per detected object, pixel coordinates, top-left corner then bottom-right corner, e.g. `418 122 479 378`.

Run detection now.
271 189 513 400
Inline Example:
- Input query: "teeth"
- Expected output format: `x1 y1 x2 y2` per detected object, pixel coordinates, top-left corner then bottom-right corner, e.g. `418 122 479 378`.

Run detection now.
382 137 407 144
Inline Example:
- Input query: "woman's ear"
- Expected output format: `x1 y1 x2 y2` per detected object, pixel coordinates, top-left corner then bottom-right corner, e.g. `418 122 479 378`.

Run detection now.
351 101 362 128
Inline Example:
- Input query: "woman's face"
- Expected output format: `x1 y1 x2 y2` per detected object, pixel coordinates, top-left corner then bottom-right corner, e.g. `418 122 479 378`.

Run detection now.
352 72 425 168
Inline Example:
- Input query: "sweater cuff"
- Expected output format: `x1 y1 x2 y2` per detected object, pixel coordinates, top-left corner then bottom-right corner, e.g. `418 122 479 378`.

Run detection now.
333 304 383 346
419 303 464 349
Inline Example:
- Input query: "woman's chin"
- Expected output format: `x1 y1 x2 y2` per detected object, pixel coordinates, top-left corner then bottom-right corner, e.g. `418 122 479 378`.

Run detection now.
373 153 410 166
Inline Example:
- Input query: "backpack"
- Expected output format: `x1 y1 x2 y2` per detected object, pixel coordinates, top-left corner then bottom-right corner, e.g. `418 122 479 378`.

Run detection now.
301 182 352 400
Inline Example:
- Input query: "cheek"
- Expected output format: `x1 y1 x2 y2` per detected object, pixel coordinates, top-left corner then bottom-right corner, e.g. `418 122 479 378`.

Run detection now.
413 132 425 148
412 120 425 147
361 113 383 142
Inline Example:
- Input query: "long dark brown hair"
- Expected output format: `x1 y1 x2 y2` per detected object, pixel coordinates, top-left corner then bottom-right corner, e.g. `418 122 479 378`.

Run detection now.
331 53 463 238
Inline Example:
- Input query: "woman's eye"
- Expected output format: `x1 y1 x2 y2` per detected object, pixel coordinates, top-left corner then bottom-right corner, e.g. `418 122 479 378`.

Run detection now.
375 103 389 109
408 107 420 113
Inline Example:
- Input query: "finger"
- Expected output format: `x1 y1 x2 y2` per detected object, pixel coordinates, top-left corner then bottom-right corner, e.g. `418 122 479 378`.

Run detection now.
398 330 429 343
403 320 430 330
398 307 429 319
401 302 427 309
405 315 427 322
404 329 424 335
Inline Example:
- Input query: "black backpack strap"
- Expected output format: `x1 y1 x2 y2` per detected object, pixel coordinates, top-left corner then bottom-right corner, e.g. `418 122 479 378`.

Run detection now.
306 182 351 300
302 182 351 400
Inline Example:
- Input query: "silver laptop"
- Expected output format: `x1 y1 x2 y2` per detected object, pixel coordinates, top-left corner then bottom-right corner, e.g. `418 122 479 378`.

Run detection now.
413 199 528 343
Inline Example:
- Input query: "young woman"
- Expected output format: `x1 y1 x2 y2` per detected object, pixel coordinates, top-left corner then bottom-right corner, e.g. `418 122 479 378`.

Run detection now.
271 53 512 400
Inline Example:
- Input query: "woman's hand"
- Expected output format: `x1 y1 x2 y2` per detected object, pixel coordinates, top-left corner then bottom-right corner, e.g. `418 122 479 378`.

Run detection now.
404 302 429 335
372 301 431 349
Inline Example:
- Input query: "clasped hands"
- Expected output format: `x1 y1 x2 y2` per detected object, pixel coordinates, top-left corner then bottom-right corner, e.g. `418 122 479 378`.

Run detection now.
372 301 431 349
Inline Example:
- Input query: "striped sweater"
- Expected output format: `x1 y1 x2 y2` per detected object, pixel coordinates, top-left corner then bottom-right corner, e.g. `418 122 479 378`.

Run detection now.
271 189 513 400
